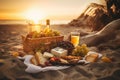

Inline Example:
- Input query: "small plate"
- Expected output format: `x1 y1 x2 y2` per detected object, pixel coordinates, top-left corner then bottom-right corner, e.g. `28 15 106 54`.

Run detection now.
83 51 102 63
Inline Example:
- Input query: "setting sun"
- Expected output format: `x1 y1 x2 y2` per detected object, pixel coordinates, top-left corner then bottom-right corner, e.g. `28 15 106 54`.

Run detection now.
25 8 46 24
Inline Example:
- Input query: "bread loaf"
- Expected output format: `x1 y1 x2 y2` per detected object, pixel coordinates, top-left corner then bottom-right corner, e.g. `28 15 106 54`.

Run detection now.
35 52 47 65
85 53 98 62
101 56 111 62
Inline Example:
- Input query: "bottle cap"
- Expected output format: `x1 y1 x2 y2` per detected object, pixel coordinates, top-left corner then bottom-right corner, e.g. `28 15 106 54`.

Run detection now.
46 19 50 25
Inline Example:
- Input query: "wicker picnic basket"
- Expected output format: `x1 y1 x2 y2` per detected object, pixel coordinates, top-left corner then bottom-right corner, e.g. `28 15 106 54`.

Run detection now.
22 35 64 54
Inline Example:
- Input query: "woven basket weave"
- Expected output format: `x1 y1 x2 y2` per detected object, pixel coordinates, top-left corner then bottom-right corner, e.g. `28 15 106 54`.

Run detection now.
22 35 64 54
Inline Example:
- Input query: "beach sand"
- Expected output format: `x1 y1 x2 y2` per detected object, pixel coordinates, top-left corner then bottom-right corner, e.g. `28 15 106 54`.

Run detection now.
0 24 120 80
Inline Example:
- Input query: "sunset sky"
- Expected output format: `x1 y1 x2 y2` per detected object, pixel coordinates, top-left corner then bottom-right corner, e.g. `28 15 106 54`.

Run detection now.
0 0 103 21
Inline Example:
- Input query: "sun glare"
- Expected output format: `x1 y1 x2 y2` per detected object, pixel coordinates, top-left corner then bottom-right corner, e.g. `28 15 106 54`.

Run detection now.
25 8 45 24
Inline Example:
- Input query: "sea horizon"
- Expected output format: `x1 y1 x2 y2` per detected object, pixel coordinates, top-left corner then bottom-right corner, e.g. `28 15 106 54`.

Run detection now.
0 19 71 25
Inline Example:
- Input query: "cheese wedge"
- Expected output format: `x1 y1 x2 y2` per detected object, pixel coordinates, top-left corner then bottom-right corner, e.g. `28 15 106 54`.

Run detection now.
51 47 68 57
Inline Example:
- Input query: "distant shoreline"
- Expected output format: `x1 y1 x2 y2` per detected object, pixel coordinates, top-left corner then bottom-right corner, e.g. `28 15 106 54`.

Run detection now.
0 19 70 25
0 24 67 26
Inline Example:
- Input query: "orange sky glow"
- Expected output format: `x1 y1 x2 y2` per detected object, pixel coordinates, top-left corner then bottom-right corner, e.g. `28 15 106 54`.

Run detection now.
0 0 104 21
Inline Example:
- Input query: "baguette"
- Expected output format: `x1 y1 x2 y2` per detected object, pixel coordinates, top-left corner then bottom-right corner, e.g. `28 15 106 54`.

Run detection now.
85 53 99 62
34 52 47 65
60 58 69 64
61 55 81 60
30 56 38 65
34 52 42 64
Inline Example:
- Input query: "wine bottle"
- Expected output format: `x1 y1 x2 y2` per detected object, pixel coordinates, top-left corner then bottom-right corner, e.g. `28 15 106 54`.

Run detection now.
44 19 50 33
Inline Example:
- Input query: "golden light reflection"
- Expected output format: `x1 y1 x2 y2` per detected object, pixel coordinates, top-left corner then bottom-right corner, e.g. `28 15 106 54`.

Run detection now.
32 25 41 33
25 8 46 24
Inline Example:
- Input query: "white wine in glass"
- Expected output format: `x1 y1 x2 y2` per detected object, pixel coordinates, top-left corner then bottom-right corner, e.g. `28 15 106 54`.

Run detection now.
71 32 80 47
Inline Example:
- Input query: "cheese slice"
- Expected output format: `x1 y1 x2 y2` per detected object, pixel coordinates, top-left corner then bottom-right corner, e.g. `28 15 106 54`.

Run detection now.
43 52 54 58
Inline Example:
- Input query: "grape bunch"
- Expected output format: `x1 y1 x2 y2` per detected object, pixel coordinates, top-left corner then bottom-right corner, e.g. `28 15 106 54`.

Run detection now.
26 31 39 38
26 29 60 38
72 44 89 57
56 41 75 54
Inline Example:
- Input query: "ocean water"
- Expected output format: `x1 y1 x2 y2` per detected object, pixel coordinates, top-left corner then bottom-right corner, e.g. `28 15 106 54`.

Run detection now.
0 20 70 25
0 20 27 25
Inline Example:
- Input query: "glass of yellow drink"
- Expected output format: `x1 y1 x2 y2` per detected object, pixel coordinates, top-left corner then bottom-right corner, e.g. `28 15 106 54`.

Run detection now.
71 32 80 47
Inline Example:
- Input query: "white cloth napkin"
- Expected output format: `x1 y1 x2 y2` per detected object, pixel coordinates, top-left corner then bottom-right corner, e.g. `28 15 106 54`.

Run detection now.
19 51 102 73
20 55 69 73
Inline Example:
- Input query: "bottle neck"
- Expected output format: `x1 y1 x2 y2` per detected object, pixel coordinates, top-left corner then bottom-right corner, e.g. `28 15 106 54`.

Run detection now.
45 19 50 32
46 19 50 25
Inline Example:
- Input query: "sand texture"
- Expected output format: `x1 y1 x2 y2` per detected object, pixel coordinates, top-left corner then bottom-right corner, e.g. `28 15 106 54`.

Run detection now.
0 19 120 80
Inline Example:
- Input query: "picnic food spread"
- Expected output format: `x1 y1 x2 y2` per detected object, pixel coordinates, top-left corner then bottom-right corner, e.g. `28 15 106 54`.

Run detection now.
10 20 112 69
20 22 92 67
21 26 101 67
